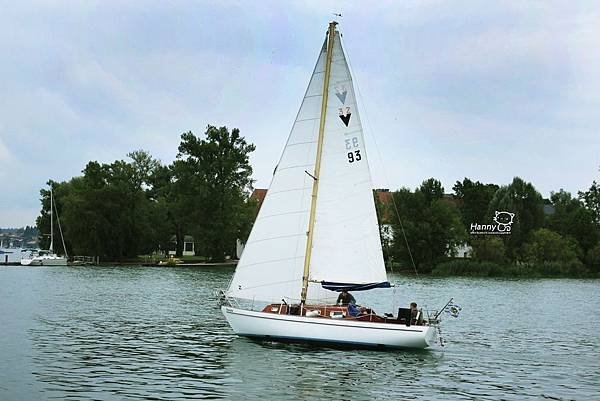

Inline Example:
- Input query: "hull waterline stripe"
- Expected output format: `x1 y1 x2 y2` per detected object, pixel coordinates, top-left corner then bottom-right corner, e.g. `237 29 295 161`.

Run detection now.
239 334 428 349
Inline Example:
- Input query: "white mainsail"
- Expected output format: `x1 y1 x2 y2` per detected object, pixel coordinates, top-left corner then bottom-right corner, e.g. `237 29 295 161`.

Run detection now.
226 41 327 302
227 26 387 304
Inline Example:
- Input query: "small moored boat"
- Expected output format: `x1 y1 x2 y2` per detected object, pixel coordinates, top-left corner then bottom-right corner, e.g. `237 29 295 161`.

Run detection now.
21 189 68 266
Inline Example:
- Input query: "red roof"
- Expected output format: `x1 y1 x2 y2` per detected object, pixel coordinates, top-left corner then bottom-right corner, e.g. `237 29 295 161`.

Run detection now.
250 189 268 214
375 189 393 223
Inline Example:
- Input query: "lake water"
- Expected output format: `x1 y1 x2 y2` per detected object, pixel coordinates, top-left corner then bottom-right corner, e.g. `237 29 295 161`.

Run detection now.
1 266 598 400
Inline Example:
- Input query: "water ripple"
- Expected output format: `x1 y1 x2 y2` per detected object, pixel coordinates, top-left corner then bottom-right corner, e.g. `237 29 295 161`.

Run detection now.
0 266 598 400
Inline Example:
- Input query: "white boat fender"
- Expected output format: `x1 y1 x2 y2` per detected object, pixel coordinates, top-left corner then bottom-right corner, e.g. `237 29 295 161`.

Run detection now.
306 310 321 317
330 311 345 319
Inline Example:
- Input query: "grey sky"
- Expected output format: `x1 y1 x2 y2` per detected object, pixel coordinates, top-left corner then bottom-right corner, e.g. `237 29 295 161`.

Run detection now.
1 1 599 227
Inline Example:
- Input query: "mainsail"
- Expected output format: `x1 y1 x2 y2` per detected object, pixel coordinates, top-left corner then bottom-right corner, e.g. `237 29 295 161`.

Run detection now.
226 25 387 303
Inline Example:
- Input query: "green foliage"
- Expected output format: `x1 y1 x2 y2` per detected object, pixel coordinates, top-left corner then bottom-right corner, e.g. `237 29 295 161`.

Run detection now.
173 126 255 261
578 181 600 226
389 179 466 272
432 260 527 277
419 178 444 204
453 178 499 229
470 237 506 263
522 228 582 264
546 189 598 253
487 177 544 261
585 243 600 274
432 259 589 277
38 152 167 260
35 126 256 262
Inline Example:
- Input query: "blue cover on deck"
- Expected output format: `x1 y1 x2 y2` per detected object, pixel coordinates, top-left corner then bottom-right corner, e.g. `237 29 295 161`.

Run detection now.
347 303 361 317
321 281 391 292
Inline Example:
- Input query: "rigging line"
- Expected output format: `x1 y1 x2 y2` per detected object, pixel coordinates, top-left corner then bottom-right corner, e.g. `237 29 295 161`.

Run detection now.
340 34 418 278
54 197 68 258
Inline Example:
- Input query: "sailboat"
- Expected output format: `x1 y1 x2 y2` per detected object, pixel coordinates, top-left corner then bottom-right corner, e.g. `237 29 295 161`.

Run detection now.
21 189 68 266
221 22 439 349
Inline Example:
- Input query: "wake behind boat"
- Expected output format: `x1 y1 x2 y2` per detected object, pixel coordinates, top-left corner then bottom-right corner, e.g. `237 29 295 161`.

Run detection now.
221 22 443 349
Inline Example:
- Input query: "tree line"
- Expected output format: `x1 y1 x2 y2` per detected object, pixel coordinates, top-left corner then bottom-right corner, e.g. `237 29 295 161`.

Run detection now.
36 125 600 276
382 177 600 277
36 126 256 262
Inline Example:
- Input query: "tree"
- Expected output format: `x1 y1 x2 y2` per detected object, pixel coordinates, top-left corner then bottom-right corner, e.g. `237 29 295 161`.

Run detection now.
36 152 170 261
487 177 544 261
419 178 444 204
36 180 71 255
127 149 162 192
389 179 466 272
173 126 256 261
579 181 600 226
546 189 598 255
470 237 506 263
522 228 582 264
585 243 600 274
453 178 499 229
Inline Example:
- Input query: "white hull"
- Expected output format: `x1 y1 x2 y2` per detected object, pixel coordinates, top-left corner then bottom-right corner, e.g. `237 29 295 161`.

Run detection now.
41 257 68 266
222 306 436 349
20 259 40 266
21 256 68 266
1 248 35 264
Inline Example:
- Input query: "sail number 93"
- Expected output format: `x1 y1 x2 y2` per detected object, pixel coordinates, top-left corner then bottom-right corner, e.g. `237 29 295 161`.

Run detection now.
345 137 362 163
347 150 361 163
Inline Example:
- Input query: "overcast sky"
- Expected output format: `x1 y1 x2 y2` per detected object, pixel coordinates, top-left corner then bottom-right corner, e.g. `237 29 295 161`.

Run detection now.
1 1 599 227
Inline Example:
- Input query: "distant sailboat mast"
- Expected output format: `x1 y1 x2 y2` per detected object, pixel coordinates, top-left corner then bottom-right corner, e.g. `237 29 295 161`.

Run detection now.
300 21 337 305
49 189 54 253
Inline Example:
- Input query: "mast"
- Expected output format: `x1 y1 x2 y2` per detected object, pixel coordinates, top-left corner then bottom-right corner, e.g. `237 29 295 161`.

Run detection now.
56 200 68 258
49 189 54 253
300 21 337 304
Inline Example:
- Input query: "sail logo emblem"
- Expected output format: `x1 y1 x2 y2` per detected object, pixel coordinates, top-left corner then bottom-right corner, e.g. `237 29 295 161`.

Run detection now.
338 106 351 127
335 85 347 104
469 211 515 235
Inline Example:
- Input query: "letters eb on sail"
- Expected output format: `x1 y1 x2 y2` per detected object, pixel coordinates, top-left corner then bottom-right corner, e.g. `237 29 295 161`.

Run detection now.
221 22 443 349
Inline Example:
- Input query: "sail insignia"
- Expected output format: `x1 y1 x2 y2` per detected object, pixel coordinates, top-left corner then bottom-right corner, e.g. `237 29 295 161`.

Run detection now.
335 85 347 104
338 106 352 126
